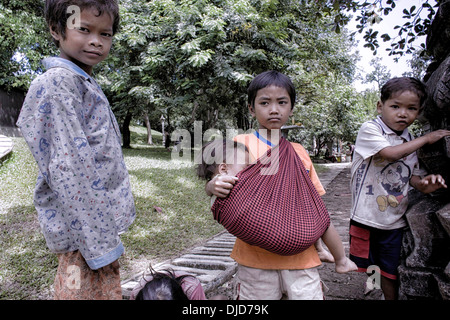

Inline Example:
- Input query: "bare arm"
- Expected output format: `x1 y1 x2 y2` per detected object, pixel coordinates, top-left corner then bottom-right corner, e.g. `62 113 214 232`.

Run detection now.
378 130 450 162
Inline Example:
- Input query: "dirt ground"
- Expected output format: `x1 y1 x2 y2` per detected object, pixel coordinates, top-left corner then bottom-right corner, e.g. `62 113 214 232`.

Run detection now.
207 167 384 300
316 167 383 300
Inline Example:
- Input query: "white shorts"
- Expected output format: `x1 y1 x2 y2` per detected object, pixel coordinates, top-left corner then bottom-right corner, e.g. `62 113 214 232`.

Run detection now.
233 264 323 300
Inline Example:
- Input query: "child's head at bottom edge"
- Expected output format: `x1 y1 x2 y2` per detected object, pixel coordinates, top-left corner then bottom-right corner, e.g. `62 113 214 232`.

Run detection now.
135 268 190 300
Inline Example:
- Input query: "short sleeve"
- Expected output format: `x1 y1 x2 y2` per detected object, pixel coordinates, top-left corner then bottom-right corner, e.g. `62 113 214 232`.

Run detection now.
355 121 391 160
291 143 325 196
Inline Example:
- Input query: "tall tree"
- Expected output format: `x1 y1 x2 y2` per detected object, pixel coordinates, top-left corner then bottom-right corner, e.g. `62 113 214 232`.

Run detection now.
103 0 358 142
0 0 56 90
364 57 392 90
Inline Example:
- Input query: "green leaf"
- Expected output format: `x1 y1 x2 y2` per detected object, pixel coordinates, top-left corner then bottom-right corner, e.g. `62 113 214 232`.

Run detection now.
181 39 201 53
188 49 214 67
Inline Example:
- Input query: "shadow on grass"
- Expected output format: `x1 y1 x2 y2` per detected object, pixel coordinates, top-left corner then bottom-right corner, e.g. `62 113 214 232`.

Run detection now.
129 126 163 146
0 206 58 300
124 146 173 161
123 162 221 252
120 152 223 276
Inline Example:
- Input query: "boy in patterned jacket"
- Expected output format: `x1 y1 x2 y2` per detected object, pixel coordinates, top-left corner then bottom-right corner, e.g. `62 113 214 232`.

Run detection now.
16 0 135 299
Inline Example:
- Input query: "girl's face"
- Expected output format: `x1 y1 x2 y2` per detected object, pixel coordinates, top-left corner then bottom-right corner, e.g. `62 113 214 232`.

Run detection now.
249 85 293 131
51 7 114 75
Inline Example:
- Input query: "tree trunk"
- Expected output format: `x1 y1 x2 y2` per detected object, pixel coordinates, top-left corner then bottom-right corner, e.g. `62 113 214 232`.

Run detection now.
143 111 153 145
122 110 132 148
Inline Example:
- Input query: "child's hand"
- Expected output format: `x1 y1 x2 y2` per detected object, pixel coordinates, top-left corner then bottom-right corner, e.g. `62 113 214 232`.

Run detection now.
425 130 450 145
411 174 447 194
206 175 238 198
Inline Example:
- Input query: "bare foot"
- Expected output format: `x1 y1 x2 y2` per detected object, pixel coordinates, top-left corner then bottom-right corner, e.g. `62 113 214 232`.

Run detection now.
335 257 358 274
317 248 335 263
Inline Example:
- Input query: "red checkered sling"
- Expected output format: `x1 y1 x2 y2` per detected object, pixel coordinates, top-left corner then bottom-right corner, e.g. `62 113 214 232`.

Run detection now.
211 137 330 256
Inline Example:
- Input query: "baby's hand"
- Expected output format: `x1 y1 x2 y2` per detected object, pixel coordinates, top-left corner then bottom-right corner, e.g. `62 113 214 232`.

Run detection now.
425 130 450 145
335 257 358 274
206 175 238 198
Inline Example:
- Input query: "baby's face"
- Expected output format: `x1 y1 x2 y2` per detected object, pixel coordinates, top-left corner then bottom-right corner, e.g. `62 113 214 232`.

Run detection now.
226 162 248 177
222 149 249 176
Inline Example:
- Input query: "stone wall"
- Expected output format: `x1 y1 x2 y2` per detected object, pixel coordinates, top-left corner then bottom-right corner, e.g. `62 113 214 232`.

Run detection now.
398 0 450 300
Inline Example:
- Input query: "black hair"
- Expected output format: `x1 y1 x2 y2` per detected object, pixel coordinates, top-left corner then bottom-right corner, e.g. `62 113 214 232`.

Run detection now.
247 70 296 109
135 267 191 300
196 139 249 181
45 0 120 47
380 77 427 108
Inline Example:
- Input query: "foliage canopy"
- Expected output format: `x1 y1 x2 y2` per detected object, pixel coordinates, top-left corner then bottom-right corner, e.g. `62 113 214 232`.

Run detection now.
1 0 439 150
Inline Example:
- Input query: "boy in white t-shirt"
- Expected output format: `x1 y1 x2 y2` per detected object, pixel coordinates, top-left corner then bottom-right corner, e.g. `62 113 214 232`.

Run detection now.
350 77 450 300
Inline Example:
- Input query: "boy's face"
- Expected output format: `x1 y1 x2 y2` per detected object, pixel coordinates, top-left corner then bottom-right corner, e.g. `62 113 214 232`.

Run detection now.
249 85 293 131
377 90 421 132
50 7 114 75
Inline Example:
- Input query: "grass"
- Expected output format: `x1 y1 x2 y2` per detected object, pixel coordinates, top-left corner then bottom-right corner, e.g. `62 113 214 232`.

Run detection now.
0 126 326 299
0 138 55 300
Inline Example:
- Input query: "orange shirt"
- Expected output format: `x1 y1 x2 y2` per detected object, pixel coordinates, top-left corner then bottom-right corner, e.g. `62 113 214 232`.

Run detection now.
230 133 324 270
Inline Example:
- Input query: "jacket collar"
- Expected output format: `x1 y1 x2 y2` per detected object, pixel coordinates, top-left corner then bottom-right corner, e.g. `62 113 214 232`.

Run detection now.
42 57 92 81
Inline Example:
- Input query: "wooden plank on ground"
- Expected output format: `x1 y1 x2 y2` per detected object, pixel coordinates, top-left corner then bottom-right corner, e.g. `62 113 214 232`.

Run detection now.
0 135 14 159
